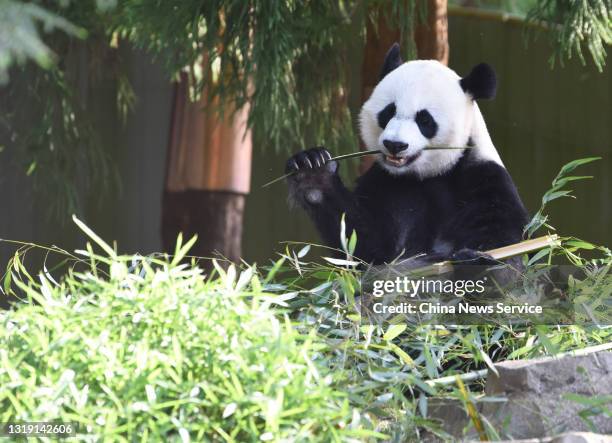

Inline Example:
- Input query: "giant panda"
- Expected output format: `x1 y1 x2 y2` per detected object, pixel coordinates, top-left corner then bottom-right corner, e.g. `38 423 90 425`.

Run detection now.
285 43 528 267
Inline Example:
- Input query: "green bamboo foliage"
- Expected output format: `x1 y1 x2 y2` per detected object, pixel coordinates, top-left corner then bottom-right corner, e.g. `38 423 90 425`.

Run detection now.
527 0 612 71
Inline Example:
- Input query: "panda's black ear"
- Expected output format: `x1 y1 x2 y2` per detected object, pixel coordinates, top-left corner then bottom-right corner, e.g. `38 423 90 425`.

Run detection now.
460 63 497 100
379 43 403 81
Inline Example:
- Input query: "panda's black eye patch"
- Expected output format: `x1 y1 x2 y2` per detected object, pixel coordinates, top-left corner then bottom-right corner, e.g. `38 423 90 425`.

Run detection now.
377 103 396 129
415 109 438 139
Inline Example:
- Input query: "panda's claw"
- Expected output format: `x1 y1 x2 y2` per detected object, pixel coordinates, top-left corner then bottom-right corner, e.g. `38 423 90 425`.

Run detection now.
311 153 321 168
286 147 338 178
318 151 327 166
312 147 332 167
306 148 323 168
285 157 299 173
292 151 313 170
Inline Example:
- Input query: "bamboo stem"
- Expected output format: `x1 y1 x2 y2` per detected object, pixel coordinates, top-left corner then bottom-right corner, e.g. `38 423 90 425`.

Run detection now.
261 150 380 188
417 234 560 276
262 147 470 188
487 235 560 260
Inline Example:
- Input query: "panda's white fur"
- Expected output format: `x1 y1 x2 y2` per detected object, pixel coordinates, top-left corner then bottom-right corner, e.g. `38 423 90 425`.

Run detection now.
359 60 502 178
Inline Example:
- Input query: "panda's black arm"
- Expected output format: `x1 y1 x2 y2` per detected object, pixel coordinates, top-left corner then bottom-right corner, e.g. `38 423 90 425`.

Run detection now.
442 161 529 253
286 148 382 261
290 174 382 261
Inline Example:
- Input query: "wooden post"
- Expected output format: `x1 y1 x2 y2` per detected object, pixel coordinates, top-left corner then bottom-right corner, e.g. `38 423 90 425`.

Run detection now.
414 0 449 65
360 10 402 172
162 72 252 266
359 1 449 171
362 1 449 101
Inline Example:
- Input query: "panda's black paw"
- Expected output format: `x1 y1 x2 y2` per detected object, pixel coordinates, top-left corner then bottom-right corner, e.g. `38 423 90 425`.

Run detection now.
286 147 339 206
450 248 497 266
285 147 338 175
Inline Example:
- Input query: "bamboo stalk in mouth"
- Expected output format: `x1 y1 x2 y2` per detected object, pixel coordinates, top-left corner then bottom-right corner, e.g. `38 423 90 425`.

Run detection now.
262 147 470 188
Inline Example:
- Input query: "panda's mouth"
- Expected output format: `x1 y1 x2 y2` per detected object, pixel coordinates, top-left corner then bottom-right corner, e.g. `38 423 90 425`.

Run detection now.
384 152 421 167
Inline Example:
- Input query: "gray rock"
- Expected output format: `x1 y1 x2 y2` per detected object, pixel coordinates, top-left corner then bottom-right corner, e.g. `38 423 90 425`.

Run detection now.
424 351 612 441
486 431 612 442
546 431 612 443
482 352 612 439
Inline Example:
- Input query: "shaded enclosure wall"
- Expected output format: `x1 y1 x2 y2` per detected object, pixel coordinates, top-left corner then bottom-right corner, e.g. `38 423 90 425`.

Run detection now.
0 48 172 267
448 14 611 253
0 12 610 270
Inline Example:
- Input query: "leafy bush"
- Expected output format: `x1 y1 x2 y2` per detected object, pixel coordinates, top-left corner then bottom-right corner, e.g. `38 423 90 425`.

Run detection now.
2 225 610 441
0 232 383 442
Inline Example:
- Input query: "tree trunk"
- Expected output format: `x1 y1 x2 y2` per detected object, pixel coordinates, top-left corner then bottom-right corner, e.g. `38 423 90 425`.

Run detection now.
359 2 449 171
361 1 449 98
360 10 404 172
161 72 252 268
162 190 244 263
414 0 449 65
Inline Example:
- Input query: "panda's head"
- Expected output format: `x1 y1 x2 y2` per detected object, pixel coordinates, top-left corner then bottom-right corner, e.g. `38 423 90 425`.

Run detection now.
359 43 498 178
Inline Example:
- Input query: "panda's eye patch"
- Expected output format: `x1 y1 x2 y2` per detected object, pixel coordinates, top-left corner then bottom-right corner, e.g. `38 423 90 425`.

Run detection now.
415 109 438 139
377 103 396 129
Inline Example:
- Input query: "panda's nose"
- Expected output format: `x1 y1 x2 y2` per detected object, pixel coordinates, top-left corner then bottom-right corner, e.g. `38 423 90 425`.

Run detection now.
383 140 408 155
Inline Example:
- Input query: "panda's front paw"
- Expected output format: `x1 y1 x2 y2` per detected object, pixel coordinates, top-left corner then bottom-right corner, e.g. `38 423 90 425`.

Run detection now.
286 147 338 206
285 147 338 175
450 248 497 266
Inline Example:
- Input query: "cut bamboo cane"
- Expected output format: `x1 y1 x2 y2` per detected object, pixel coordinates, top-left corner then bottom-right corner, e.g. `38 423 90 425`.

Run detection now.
417 234 560 276
487 234 560 260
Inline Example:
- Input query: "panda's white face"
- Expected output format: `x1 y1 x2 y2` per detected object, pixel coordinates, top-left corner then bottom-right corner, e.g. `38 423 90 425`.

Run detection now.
359 60 475 178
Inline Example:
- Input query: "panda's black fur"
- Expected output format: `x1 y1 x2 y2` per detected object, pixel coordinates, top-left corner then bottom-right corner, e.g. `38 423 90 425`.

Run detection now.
285 44 528 266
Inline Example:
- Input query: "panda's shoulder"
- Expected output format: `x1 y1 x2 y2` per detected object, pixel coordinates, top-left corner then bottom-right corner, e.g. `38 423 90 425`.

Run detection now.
447 150 522 202
452 150 511 182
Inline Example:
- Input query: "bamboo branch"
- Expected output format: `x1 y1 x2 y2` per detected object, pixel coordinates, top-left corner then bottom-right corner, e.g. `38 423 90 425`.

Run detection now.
417 234 561 276
262 147 470 188
487 235 560 260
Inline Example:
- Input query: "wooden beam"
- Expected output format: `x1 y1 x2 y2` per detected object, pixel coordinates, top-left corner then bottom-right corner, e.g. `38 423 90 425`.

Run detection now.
414 0 449 65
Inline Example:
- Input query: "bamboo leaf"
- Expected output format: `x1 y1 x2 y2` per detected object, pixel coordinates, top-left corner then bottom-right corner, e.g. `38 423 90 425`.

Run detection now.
72 215 116 258
340 213 348 253
542 190 573 204
348 230 357 256
383 324 407 341
557 157 600 177
264 256 286 283
455 376 487 441
322 257 359 267
297 244 310 258
527 247 552 266
564 240 596 250
480 349 499 377
389 343 415 367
